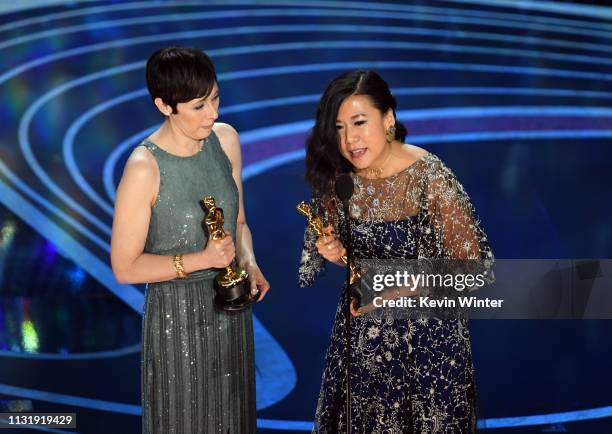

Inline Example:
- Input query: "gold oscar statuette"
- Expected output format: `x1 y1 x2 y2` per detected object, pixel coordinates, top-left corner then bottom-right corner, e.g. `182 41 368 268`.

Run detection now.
296 201 361 288
202 196 258 311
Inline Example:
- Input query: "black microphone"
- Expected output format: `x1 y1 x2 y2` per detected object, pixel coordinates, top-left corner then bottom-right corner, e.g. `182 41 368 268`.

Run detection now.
335 173 354 206
335 172 356 433
335 173 358 302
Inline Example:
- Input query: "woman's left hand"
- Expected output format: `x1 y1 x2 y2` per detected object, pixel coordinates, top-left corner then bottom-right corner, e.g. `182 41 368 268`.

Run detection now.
245 264 271 301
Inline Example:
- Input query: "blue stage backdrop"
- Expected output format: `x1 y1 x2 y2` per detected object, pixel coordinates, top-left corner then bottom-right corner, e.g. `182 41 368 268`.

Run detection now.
0 1 611 433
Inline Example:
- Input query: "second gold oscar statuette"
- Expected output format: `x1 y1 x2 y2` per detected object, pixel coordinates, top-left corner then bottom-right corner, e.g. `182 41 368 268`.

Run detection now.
296 201 361 285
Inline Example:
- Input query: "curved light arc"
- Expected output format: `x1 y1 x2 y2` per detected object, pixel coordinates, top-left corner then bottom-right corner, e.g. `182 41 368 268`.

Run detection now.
19 60 612 245
62 38 612 215
5 22 612 88
104 105 612 201
2 7 612 53
0 343 140 360
102 84 612 201
62 89 145 217
2 0 611 35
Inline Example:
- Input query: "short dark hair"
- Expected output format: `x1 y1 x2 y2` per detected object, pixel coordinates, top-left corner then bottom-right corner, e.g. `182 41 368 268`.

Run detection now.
146 47 217 114
305 70 407 196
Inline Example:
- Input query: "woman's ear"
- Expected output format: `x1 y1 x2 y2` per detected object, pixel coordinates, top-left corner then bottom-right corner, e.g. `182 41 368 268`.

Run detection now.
384 108 395 129
153 97 173 116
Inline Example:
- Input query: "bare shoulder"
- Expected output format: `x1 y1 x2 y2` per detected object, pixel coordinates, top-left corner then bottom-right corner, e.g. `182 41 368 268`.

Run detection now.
213 122 240 147
213 122 241 163
396 143 428 168
116 146 160 207
123 145 158 181
401 143 428 160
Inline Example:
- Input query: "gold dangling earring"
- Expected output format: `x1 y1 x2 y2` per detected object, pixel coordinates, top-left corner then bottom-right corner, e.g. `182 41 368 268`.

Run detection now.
386 125 396 143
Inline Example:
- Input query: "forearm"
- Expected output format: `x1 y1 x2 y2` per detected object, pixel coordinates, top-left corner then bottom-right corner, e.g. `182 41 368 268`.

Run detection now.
235 222 257 269
113 250 206 285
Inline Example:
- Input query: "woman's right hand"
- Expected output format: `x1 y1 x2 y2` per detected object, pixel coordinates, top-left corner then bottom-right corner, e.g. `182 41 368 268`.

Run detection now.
202 235 235 268
315 225 346 264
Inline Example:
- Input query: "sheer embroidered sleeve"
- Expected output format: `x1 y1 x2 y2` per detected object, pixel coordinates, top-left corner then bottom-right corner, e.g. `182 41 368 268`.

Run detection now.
420 156 494 280
298 197 330 287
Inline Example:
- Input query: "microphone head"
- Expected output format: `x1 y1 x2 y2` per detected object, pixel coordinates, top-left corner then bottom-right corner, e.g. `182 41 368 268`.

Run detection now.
335 173 354 203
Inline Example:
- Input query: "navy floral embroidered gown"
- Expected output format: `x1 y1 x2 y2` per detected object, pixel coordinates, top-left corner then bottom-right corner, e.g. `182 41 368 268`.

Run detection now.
299 153 493 434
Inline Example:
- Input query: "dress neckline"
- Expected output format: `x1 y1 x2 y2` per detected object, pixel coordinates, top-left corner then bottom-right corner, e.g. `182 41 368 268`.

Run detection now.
144 137 208 159
353 152 429 182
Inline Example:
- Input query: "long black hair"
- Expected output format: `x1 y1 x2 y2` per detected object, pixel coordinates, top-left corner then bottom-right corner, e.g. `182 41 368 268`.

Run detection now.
305 70 407 196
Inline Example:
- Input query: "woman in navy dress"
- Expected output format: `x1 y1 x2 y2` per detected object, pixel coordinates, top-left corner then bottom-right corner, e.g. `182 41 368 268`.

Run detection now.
299 70 493 433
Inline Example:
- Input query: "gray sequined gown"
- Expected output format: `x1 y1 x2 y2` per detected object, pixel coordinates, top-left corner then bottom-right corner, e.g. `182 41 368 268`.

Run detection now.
140 132 256 434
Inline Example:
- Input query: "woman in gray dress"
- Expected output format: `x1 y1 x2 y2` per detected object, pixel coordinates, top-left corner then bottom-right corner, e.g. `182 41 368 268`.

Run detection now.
110 47 270 434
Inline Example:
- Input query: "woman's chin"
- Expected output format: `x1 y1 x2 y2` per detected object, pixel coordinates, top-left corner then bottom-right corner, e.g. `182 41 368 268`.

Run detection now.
350 159 372 171
195 130 212 140
343 154 373 171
